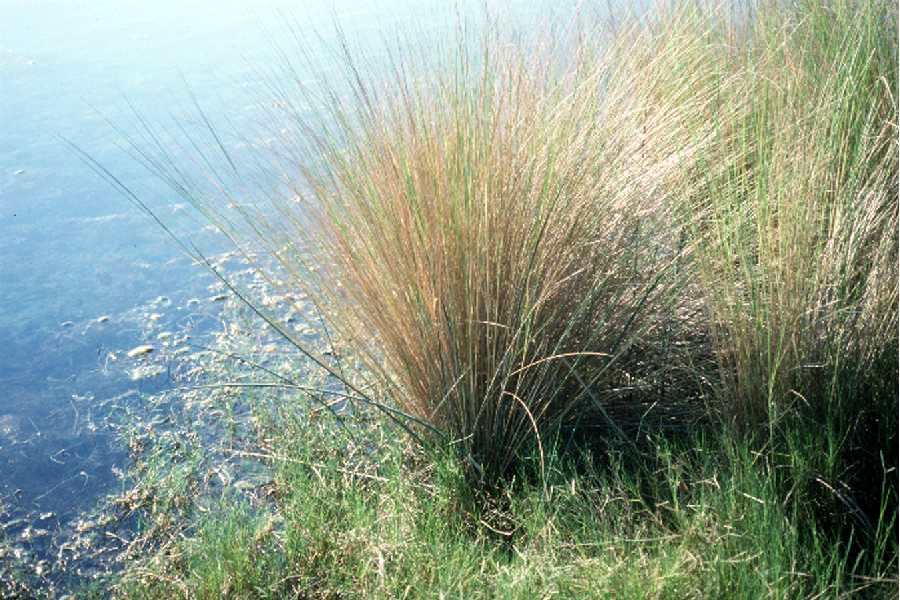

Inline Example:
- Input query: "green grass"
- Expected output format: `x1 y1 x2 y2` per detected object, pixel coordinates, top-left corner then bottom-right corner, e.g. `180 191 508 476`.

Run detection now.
84 0 900 597
114 400 897 599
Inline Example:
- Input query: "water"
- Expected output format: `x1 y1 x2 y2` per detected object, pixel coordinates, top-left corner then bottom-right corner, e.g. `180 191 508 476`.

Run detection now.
0 0 576 592
0 0 432 590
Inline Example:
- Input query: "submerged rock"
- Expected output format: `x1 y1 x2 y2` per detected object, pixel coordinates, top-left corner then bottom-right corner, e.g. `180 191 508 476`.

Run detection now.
0 414 24 441
129 364 167 381
126 345 155 358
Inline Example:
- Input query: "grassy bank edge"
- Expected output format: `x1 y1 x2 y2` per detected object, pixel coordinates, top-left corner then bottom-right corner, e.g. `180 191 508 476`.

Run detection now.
109 387 897 599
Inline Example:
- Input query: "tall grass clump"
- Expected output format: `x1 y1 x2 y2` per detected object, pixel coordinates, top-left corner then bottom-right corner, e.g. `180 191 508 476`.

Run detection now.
613 0 897 431
693 0 897 432
175 13 740 482
102 1 896 487
86 1 900 596
634 0 898 557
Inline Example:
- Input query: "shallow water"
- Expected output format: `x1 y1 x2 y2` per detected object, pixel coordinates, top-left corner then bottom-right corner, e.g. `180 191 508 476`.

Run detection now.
0 0 434 590
0 0 579 592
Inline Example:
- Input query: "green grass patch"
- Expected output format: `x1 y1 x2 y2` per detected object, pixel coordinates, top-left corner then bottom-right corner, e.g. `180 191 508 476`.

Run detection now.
115 400 897 599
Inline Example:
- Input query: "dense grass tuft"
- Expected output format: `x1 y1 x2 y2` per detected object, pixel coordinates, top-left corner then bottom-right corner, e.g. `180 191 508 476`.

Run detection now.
107 0 897 481
97 0 898 596
286 12 729 480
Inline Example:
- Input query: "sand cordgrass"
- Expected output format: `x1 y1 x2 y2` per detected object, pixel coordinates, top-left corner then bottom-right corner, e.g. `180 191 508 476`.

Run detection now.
85 0 897 502
688 0 897 431
150 4 750 482
260 0 897 479
84 1 898 595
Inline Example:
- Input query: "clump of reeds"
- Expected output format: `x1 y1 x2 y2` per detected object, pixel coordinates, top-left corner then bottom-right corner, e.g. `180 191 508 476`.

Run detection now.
251 9 750 480
103 0 897 486
677 0 898 429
